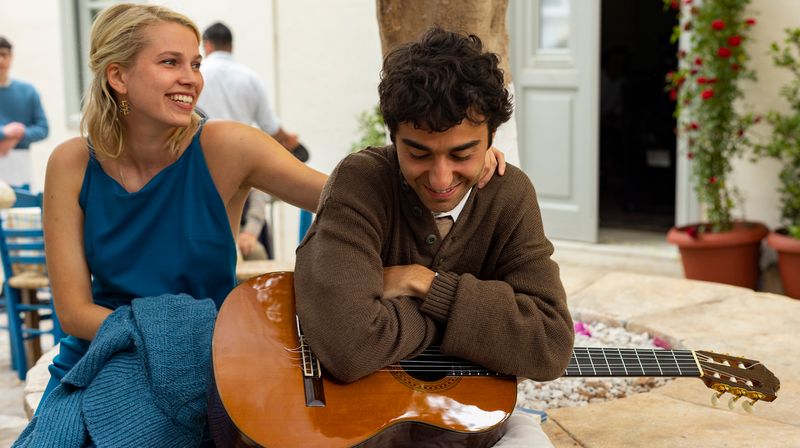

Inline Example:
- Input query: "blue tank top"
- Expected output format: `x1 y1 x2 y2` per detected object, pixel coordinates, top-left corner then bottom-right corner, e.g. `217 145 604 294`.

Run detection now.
79 127 237 310
43 127 237 407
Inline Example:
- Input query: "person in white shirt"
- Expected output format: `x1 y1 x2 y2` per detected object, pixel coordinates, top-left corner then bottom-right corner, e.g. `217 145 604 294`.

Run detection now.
197 22 304 260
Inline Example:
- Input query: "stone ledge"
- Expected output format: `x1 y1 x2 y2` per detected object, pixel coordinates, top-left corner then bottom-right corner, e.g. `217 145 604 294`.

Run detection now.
552 269 799 447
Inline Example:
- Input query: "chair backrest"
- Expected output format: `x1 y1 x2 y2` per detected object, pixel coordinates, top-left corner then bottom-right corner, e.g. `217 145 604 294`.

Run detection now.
0 188 46 278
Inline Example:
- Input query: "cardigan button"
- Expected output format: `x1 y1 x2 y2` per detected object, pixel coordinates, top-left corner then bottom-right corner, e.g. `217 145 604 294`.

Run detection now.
425 234 437 245
413 206 422 217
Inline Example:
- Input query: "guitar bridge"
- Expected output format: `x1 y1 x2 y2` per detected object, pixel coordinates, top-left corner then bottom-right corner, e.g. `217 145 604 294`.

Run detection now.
296 316 326 407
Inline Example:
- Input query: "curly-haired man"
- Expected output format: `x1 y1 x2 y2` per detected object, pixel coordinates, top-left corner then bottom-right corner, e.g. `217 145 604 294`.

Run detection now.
295 27 573 447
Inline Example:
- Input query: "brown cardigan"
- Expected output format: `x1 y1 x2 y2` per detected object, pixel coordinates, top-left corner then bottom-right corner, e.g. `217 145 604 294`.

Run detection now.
295 146 574 383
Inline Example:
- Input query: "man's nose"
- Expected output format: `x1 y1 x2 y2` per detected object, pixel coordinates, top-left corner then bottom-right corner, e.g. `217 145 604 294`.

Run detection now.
429 158 453 190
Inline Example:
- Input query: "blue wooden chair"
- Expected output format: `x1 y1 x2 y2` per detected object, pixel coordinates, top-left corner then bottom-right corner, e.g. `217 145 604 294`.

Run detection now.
0 187 63 380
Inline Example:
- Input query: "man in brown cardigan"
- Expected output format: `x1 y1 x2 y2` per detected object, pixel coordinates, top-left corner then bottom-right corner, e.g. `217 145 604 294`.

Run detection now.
295 27 573 447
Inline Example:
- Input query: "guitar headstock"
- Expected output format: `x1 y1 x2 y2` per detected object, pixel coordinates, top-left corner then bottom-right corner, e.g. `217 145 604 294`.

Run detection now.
695 351 780 411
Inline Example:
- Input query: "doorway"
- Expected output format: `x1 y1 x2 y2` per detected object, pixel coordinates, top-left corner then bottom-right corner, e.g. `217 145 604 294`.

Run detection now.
599 0 679 232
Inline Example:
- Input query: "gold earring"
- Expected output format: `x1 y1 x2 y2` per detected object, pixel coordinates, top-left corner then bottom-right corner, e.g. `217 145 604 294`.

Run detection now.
119 98 130 116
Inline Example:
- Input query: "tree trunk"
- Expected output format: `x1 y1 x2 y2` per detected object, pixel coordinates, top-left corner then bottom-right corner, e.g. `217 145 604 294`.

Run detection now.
376 0 512 85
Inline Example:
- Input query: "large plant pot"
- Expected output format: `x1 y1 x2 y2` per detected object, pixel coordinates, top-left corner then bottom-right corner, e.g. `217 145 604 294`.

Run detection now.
667 221 768 289
766 230 800 299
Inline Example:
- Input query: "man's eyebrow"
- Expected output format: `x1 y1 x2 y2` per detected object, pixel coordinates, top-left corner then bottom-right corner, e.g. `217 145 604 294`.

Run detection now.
401 138 482 152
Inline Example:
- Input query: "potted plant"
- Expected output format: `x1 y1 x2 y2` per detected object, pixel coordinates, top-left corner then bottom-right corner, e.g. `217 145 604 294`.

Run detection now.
664 0 767 288
755 28 800 299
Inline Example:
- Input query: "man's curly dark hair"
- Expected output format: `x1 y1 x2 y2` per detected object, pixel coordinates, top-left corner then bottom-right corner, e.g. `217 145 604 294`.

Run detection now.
378 27 513 146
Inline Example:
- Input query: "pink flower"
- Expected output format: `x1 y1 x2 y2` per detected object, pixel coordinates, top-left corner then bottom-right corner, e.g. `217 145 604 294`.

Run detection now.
653 337 672 350
718 47 732 58
711 19 726 30
685 225 699 238
574 321 592 338
728 35 742 47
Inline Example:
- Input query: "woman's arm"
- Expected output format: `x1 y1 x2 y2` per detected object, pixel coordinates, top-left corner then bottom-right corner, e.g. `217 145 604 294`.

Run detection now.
43 139 111 340
201 121 328 213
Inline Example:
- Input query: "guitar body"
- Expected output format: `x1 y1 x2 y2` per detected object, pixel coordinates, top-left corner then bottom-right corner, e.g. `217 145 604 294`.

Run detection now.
211 272 516 448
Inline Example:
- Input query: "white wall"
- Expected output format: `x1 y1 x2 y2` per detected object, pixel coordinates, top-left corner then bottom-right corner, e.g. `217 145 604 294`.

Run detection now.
732 0 799 230
0 1 79 190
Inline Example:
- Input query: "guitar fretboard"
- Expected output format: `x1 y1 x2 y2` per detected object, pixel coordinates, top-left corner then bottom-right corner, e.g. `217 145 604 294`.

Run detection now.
385 346 701 379
565 347 700 378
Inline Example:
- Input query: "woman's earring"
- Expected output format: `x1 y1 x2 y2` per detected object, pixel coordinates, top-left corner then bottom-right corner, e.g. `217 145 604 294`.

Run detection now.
119 98 130 116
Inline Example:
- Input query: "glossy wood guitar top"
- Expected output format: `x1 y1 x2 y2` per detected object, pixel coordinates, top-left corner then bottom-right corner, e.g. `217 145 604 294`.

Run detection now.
211 272 515 448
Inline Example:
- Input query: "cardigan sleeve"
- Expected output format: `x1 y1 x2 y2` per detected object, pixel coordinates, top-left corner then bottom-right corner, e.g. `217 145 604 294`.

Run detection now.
420 175 574 382
294 154 438 383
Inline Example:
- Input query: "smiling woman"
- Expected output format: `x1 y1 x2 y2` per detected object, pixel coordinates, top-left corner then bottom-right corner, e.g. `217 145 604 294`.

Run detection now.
13 3 329 445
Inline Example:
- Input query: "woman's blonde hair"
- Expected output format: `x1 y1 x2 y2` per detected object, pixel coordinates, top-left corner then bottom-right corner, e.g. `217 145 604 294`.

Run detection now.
80 3 202 159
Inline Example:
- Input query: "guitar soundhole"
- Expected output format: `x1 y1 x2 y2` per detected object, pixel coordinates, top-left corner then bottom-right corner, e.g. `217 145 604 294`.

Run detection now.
390 366 462 393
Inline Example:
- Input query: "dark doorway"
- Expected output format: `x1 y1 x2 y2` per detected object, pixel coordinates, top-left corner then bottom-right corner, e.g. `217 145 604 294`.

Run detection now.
599 0 678 232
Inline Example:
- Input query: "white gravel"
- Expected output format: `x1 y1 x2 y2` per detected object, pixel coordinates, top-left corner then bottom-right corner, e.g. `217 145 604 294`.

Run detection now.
517 321 674 410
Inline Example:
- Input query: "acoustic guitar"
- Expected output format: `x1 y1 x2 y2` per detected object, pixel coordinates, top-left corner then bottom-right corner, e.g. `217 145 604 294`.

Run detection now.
210 272 780 448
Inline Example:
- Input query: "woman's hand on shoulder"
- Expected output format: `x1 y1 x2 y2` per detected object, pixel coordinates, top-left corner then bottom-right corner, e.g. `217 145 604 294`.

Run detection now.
477 146 506 189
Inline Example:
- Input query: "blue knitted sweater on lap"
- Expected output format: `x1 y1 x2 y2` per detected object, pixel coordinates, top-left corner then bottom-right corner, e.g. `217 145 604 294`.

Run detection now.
13 294 217 448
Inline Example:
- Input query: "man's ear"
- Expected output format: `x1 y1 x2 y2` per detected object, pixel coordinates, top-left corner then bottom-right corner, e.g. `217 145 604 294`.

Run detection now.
106 63 127 95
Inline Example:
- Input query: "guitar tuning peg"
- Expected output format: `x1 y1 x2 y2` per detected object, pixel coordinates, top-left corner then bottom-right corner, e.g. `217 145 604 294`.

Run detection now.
728 395 741 410
742 399 757 414
711 391 724 407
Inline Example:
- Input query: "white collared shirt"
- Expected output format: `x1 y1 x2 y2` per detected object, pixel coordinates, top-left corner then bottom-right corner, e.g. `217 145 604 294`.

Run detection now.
197 52 280 135
432 188 473 223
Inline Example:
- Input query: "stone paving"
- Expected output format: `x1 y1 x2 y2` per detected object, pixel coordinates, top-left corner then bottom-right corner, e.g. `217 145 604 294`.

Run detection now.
544 265 800 447
1 265 798 447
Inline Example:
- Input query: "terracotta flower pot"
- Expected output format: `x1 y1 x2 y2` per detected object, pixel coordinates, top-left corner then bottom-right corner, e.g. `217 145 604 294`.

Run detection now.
766 230 800 299
667 221 768 289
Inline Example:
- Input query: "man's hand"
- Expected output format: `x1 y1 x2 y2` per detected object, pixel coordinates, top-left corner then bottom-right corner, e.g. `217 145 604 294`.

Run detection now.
0 138 18 156
237 231 259 257
477 146 506 189
382 264 436 299
3 122 26 140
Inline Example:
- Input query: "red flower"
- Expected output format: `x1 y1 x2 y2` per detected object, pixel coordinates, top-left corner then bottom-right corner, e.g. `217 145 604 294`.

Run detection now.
711 19 726 30
701 89 714 100
689 122 699 130
728 35 742 47
685 225 699 239
731 63 740 71
697 76 708 84
709 176 717 184
746 18 757 26
669 89 678 101
687 152 694 160
718 47 732 58
694 57 703 65
670 0 679 9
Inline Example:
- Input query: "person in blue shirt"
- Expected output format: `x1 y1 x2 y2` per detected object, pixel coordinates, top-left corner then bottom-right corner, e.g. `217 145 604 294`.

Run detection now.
0 36 49 155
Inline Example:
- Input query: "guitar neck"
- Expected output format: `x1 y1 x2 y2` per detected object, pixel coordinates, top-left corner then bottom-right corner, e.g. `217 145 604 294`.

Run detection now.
388 346 701 379
565 347 700 378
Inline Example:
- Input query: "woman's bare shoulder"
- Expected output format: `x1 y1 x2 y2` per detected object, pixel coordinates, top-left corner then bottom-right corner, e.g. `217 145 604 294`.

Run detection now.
201 120 263 150
46 137 90 187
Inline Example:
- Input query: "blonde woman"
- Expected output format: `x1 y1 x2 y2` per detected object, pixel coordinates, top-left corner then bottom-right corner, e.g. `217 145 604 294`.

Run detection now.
38 3 325 412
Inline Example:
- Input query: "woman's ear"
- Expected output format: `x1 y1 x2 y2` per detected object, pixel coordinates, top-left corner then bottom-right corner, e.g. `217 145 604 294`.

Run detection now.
106 63 127 95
